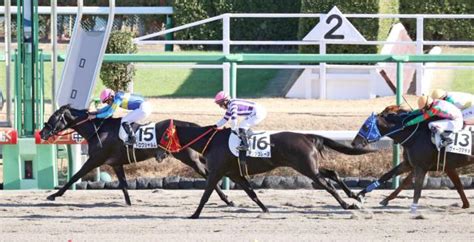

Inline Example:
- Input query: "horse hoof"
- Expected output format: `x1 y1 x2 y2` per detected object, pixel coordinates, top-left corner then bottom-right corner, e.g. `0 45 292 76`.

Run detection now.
462 204 469 209
379 200 389 207
356 195 365 204
347 204 361 210
189 214 200 219
47 195 56 201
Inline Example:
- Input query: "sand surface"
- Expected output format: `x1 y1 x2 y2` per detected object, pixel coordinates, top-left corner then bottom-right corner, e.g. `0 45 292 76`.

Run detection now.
0 189 472 241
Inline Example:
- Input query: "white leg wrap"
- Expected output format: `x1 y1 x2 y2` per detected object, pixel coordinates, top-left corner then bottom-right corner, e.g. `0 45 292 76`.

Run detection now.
410 203 418 214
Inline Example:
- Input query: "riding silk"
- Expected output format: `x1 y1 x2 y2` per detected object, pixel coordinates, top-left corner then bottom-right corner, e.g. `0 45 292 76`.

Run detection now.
215 99 267 131
405 99 463 134
96 91 145 119
443 92 474 124
444 91 474 110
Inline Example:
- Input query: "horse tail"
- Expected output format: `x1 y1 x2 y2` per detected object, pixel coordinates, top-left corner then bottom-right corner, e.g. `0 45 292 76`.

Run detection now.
306 134 374 155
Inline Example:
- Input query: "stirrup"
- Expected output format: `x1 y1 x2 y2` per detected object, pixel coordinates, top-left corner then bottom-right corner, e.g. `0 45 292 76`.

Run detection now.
440 138 453 147
124 135 136 146
236 145 249 151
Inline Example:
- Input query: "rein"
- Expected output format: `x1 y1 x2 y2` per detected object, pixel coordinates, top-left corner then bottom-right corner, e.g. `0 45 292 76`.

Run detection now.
180 128 216 152
159 120 218 154
52 117 90 137
48 114 105 147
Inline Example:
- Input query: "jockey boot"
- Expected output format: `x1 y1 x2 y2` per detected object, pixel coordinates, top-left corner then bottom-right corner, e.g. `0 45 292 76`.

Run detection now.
122 122 136 145
440 131 453 146
237 128 249 151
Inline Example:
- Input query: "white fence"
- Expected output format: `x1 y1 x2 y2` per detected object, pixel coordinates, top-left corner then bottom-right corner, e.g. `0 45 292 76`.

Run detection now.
135 13 474 98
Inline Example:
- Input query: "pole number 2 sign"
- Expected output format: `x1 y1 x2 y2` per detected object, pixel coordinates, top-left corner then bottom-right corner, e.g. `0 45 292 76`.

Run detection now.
303 6 366 42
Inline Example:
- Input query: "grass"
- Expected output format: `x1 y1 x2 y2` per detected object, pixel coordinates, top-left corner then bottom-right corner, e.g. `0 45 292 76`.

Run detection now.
0 51 278 99
440 47 474 94
450 63 474 93
133 66 277 97
1 47 472 100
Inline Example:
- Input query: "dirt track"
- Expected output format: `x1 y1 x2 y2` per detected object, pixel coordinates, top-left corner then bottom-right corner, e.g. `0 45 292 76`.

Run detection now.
0 189 472 241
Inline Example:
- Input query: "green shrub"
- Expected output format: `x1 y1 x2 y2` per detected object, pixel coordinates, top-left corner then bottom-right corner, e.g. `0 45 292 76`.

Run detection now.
172 0 301 52
399 0 473 44
100 31 138 91
298 0 399 54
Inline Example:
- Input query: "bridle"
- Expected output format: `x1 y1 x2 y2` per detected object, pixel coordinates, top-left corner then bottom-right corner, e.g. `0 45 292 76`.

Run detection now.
357 111 420 146
43 110 105 145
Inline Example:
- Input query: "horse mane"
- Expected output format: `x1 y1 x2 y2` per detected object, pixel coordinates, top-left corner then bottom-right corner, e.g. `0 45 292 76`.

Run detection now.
380 104 444 131
380 105 411 116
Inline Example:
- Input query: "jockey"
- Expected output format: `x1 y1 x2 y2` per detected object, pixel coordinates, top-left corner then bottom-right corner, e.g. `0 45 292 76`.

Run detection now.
431 88 474 125
405 95 463 146
214 91 267 150
88 88 151 145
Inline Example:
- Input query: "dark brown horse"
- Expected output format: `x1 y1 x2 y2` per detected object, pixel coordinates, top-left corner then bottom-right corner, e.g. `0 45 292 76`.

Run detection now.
39 105 234 206
155 119 375 218
352 105 474 212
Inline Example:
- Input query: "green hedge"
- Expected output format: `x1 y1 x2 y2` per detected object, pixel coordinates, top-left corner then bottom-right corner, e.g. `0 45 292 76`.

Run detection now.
298 0 399 54
100 31 138 91
399 0 473 44
172 0 301 52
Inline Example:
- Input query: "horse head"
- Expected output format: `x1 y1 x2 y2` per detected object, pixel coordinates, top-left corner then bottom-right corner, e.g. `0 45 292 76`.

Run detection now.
351 105 412 148
40 104 87 140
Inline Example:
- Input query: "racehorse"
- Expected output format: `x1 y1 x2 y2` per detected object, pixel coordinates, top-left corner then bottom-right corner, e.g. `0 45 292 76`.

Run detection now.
155 119 375 218
39 105 234 206
351 105 474 212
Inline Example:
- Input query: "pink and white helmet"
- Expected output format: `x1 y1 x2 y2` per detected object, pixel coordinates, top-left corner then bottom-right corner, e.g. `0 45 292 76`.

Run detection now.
100 88 115 103
214 91 229 104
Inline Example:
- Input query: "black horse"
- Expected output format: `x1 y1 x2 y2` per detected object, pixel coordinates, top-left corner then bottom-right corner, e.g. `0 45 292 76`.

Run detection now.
352 105 474 212
155 119 375 218
39 105 234 206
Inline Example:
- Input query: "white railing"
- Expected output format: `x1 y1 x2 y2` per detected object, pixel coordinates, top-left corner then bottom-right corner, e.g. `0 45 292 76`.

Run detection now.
134 13 474 97
0 6 173 15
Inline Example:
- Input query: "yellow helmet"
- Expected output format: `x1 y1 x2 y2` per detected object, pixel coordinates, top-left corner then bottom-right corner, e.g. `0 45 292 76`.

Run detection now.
431 88 447 99
417 95 433 109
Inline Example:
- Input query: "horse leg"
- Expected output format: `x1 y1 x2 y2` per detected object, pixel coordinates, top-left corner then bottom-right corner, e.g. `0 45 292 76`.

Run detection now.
380 171 413 206
318 168 358 201
230 175 268 213
410 166 428 214
175 152 234 206
189 172 222 219
445 168 470 209
357 161 412 199
47 157 102 201
301 170 356 209
112 165 132 206
193 162 235 207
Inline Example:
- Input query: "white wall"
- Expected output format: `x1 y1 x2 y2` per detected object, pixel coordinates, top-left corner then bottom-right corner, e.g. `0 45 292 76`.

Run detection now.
286 67 393 99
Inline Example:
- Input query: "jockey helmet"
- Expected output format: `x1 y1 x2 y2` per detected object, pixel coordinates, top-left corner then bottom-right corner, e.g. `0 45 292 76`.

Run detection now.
100 88 115 103
214 91 229 104
431 88 447 100
417 95 433 109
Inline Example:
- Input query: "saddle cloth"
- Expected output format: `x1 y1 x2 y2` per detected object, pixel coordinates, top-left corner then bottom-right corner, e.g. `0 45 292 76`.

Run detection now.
119 123 157 149
431 125 473 155
228 131 271 158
